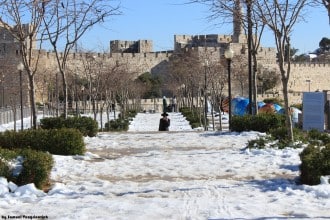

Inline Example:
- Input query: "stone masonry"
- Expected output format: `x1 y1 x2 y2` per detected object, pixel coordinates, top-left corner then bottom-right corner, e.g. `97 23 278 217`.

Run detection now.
0 11 330 108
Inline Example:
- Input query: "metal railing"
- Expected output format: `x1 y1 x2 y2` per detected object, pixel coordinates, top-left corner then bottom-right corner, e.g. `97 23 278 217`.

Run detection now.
0 106 31 125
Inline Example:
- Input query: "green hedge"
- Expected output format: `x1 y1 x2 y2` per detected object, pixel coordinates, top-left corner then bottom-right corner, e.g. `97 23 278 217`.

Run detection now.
104 110 137 132
105 119 129 131
180 107 205 129
0 148 53 189
300 144 330 185
299 130 330 185
231 113 285 133
40 116 98 137
0 128 85 155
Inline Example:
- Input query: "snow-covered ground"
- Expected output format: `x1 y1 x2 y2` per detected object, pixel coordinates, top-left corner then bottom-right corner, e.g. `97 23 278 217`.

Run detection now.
0 112 329 219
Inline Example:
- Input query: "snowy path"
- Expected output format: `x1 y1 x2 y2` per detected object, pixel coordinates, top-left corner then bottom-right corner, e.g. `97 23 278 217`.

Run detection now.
128 112 193 132
0 113 329 219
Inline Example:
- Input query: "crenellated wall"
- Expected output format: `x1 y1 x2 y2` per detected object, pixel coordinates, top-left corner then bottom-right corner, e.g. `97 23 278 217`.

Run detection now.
257 63 330 104
1 23 330 107
34 49 173 76
33 44 330 106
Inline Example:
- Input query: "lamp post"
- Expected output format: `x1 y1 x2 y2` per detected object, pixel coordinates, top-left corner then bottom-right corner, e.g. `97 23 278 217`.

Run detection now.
224 47 234 130
247 0 253 115
203 59 209 131
17 62 24 131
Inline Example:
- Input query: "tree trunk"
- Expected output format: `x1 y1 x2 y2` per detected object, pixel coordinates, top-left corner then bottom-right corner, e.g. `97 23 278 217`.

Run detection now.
60 71 68 118
279 60 294 142
282 77 294 141
218 95 223 131
28 74 37 129
252 53 259 115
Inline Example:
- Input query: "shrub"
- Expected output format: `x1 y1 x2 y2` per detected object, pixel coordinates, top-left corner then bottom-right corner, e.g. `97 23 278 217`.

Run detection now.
105 118 129 131
299 129 330 185
231 113 285 133
180 107 205 128
247 136 269 149
44 129 86 155
0 148 18 179
0 158 11 178
299 144 330 185
40 116 98 137
103 110 138 132
0 148 53 190
16 149 54 189
0 129 85 155
126 110 138 119
269 126 288 141
307 129 330 145
230 115 249 132
40 117 65 129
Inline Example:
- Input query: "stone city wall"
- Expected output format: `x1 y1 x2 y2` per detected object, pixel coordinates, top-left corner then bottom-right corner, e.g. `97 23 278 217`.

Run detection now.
2 45 330 108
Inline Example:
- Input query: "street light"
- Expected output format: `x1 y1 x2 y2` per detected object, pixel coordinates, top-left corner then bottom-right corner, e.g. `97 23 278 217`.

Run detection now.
17 62 24 131
203 59 209 131
224 46 234 131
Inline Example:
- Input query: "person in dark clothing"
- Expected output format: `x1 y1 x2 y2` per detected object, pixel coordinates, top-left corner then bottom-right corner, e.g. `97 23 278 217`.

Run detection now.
159 112 170 131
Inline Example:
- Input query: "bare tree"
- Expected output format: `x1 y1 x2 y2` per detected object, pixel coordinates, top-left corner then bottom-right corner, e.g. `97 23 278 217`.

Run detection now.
255 0 310 141
317 0 330 23
188 0 266 114
168 48 203 109
207 59 227 130
257 65 281 94
0 0 45 129
41 0 121 118
232 55 249 96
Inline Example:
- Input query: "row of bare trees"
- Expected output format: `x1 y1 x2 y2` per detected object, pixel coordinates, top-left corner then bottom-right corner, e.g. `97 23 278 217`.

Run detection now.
188 0 328 140
35 54 147 131
0 0 121 129
164 46 280 130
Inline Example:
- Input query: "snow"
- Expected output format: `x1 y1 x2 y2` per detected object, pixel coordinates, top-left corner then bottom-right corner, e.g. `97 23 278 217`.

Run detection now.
0 112 329 219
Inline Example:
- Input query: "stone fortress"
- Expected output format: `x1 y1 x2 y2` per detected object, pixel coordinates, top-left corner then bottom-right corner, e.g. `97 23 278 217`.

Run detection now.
0 6 329 109
105 2 330 105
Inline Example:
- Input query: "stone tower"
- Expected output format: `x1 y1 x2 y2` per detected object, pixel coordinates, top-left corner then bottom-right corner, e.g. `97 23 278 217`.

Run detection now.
232 0 246 43
110 40 153 53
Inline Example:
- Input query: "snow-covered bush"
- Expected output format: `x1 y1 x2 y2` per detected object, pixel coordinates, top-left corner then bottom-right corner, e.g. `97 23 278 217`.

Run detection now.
300 144 330 185
0 148 53 190
16 149 53 189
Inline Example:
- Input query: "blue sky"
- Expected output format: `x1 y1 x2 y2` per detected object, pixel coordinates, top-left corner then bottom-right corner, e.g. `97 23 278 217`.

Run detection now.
81 0 330 54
